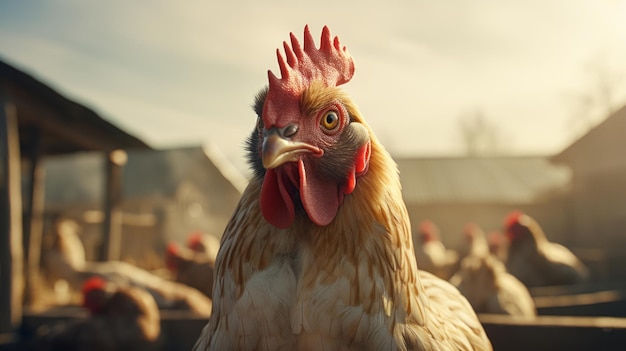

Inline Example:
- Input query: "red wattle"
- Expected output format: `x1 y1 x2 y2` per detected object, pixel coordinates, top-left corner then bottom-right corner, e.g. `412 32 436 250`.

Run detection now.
299 159 339 226
260 168 295 229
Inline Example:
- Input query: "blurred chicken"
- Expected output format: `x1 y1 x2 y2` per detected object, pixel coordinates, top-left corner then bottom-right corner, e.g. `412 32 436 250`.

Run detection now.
487 230 509 262
458 222 490 261
194 25 491 350
41 218 212 316
40 218 87 304
450 254 536 317
185 231 221 260
504 210 589 287
413 220 459 280
165 242 215 298
31 277 161 351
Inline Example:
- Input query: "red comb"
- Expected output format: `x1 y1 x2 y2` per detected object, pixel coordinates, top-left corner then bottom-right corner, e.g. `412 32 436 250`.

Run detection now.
166 242 179 256
504 210 524 229
263 25 355 128
419 220 435 234
186 231 203 249
82 276 106 295
463 222 478 236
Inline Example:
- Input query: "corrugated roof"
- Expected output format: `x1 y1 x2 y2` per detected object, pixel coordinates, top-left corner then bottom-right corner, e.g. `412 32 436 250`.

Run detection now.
396 156 571 204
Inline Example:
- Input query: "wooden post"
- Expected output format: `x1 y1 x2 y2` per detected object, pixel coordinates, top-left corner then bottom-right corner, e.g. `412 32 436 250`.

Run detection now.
0 97 24 334
22 127 45 306
99 149 127 261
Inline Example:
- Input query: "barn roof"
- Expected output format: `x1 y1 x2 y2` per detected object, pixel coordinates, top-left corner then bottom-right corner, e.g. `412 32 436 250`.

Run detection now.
396 155 571 204
1 57 150 155
552 104 626 169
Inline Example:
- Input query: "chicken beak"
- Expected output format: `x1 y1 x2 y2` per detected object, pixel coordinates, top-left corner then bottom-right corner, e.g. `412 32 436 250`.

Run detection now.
262 133 322 169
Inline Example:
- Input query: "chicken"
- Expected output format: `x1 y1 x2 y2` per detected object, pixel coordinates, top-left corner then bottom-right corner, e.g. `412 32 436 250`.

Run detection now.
42 219 212 316
165 241 215 297
450 254 536 317
31 277 161 351
487 230 508 262
186 231 221 260
193 25 491 351
40 218 88 305
413 220 459 280
504 210 589 287
457 223 489 261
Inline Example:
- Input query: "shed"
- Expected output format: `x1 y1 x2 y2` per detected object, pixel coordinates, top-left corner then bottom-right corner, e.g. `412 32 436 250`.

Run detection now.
0 58 150 340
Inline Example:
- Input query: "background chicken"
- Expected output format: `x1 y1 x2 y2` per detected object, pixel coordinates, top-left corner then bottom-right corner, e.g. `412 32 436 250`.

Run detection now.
41 218 212 316
31 277 161 351
413 220 459 280
194 25 491 350
450 253 536 317
487 230 509 262
504 210 590 287
185 231 221 259
457 222 490 261
165 241 215 298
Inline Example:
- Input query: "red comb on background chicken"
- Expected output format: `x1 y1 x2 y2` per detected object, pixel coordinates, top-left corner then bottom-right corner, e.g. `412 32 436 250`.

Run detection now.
458 222 490 261
164 242 180 271
503 210 589 287
186 231 204 251
184 231 221 259
418 219 439 242
164 241 215 298
193 25 491 350
81 276 108 314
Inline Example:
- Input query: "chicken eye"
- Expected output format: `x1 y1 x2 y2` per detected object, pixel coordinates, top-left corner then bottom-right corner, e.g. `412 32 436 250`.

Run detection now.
321 111 340 130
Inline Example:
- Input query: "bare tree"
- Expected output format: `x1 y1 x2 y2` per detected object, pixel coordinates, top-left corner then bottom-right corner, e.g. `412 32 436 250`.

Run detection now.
565 55 626 138
458 108 504 156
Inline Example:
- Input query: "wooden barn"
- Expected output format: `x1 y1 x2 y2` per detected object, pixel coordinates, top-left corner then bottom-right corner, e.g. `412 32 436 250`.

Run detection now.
396 155 572 251
552 104 626 281
0 58 150 346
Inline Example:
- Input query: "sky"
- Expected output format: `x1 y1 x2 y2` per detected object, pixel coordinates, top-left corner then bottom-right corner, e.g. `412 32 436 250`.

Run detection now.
1 0 626 176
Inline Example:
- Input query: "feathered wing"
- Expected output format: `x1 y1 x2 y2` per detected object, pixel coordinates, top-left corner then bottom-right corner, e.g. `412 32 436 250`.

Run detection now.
540 242 589 285
413 271 492 351
487 273 536 317
416 241 459 280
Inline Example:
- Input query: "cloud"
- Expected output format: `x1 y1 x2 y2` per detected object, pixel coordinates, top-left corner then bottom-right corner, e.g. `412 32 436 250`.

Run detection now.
2 0 626 174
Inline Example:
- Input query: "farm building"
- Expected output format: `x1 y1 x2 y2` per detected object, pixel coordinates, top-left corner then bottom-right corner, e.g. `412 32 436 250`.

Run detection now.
552 104 626 281
41 145 246 265
0 57 150 343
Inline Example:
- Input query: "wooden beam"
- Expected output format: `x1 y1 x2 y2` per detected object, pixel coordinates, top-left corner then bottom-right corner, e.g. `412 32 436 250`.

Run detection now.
480 314 626 351
0 96 24 333
21 127 45 306
99 150 127 261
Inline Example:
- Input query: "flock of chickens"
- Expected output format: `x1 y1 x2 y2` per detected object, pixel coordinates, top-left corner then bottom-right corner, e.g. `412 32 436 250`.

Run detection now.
30 25 591 350
415 212 589 319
